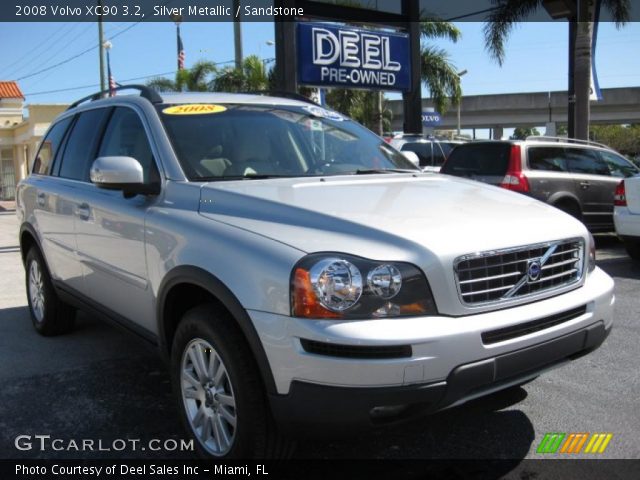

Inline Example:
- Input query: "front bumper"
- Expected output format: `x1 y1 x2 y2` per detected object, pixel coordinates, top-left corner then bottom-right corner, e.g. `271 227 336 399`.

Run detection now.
269 321 610 432
249 267 614 430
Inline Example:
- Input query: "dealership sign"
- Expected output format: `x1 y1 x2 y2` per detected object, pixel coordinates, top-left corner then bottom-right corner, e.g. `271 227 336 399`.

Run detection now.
297 23 411 91
422 111 441 127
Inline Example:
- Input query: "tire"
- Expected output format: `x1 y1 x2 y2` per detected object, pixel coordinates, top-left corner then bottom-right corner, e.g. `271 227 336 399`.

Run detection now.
171 304 294 459
25 247 75 336
623 239 640 260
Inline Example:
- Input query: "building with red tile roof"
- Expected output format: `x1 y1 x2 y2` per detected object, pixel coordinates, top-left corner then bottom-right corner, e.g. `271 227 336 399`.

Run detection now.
0 81 67 200
0 81 25 100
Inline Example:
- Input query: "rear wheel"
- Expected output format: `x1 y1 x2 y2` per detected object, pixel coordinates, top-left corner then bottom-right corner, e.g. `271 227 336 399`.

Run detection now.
171 304 293 458
25 247 75 336
623 239 640 260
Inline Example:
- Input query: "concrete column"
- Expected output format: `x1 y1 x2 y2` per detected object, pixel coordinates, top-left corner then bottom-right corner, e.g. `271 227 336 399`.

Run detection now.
493 126 504 140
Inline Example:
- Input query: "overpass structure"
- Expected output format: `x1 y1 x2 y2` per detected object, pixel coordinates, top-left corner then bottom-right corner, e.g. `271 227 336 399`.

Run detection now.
388 87 640 136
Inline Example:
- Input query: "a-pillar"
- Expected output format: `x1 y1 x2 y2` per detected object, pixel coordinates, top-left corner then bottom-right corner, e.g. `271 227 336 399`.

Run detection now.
492 126 504 140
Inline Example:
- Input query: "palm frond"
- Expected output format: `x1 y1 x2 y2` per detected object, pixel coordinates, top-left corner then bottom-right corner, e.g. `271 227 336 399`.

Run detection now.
420 46 462 114
146 77 178 92
483 0 542 65
420 21 461 43
602 0 630 26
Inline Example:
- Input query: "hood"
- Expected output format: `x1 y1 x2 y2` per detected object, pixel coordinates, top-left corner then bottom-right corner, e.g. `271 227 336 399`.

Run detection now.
198 173 587 262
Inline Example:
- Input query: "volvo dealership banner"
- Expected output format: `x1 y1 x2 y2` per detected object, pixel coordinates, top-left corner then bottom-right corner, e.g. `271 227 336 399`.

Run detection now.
297 22 411 91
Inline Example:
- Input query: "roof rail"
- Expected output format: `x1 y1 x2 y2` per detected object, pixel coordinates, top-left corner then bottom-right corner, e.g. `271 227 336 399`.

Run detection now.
66 84 163 111
525 135 610 149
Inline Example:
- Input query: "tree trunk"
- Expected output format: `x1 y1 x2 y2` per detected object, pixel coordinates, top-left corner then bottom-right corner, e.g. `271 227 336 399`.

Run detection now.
574 0 593 140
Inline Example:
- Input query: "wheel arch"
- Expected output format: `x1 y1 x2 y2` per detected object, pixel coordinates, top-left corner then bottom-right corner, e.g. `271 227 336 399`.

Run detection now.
19 223 42 265
548 192 582 211
157 265 277 394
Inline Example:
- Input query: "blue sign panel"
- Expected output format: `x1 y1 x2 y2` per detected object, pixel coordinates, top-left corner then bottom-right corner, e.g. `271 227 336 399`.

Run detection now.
422 111 441 127
297 22 411 92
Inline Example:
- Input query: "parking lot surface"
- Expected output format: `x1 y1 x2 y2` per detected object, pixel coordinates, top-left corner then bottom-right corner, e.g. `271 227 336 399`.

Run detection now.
0 210 638 460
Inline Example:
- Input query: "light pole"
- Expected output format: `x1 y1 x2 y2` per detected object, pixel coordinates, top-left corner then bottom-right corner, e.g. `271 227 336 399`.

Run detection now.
456 69 468 136
261 40 274 71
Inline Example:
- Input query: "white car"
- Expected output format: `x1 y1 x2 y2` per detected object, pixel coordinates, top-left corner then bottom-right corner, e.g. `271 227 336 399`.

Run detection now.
614 176 640 259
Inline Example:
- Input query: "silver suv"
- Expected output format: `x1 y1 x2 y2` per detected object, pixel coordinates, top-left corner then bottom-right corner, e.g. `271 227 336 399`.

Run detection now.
17 87 614 458
440 136 639 232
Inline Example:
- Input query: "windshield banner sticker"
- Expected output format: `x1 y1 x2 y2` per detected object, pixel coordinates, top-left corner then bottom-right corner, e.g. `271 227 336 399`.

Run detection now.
162 104 227 115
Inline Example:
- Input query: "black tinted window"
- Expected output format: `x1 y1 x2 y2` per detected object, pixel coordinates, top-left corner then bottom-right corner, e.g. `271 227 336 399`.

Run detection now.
59 109 110 181
401 142 431 167
99 108 156 183
441 143 511 177
598 151 639 178
432 143 449 167
32 117 72 175
565 148 609 176
528 147 568 172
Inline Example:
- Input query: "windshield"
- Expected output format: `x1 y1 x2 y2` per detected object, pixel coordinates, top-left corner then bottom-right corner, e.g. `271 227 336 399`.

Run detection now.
158 104 417 180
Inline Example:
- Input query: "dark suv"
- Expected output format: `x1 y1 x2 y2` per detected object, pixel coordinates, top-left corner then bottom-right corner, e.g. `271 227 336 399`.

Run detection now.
441 136 639 232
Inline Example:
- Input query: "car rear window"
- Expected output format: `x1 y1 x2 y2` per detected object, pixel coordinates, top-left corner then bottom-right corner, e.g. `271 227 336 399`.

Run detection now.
401 142 431 167
441 143 511 178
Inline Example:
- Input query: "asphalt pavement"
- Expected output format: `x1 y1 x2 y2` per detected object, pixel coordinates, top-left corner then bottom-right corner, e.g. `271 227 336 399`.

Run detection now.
0 211 638 461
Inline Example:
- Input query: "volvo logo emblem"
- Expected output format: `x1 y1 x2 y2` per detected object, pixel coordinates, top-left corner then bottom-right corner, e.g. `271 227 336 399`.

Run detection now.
527 260 542 282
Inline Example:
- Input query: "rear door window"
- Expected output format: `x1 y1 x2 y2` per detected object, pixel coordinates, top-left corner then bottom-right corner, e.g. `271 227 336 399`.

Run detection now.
598 150 639 178
565 147 610 176
441 143 511 184
528 147 568 172
32 117 72 175
58 108 111 181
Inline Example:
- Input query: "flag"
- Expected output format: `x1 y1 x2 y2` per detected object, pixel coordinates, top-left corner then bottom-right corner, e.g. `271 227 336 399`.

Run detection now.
106 50 116 97
177 26 185 70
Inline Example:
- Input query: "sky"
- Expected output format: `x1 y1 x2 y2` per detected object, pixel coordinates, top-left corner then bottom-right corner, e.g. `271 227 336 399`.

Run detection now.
1 19 639 130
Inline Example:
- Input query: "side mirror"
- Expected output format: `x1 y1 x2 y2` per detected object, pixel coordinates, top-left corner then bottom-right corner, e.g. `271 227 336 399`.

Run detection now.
90 156 159 197
402 150 420 167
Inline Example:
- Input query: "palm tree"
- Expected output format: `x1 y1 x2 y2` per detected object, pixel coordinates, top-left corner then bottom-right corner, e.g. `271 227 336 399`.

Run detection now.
420 21 463 115
211 55 270 93
147 60 218 92
484 0 629 140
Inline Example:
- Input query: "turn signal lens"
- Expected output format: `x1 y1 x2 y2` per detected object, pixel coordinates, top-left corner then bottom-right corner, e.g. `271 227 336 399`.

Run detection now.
588 233 596 273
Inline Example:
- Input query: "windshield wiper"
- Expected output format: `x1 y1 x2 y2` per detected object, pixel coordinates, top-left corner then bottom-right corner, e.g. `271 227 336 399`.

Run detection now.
354 168 419 175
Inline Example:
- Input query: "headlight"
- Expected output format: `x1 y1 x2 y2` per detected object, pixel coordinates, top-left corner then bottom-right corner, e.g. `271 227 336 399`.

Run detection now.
291 254 437 319
587 233 596 273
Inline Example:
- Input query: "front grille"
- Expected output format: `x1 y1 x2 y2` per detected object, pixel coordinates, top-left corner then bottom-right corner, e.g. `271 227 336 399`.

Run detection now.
481 305 587 345
454 238 584 306
300 339 412 359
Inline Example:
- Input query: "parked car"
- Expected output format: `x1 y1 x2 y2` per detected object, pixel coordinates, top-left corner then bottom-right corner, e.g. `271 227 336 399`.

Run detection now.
17 87 614 459
440 137 639 232
390 134 464 171
614 176 640 259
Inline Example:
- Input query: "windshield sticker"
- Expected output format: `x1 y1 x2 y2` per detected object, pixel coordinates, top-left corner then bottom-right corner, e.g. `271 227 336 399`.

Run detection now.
302 105 344 121
162 104 227 115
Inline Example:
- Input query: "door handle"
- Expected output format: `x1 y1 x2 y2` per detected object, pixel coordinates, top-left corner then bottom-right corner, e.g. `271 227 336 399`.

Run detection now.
36 192 46 207
76 203 91 220
579 181 590 189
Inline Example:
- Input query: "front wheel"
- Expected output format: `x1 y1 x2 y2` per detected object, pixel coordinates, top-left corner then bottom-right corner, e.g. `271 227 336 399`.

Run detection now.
171 304 293 458
25 247 75 336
